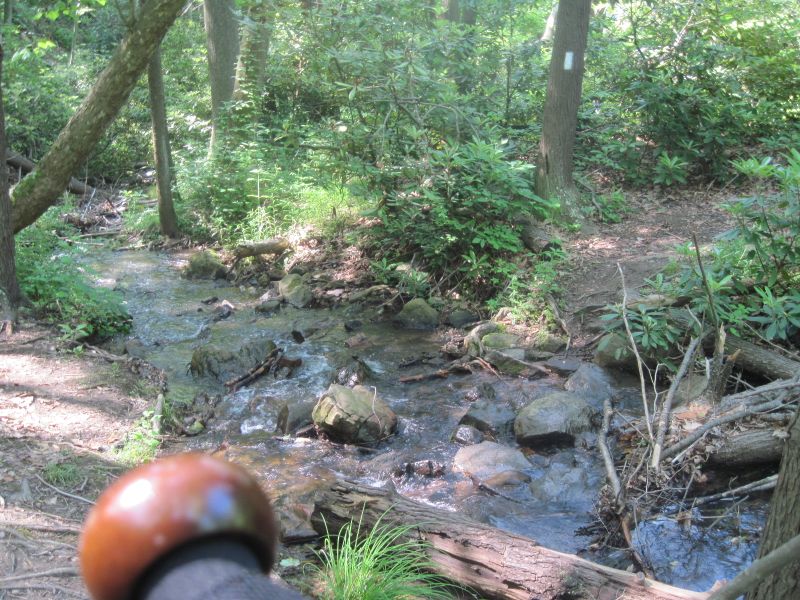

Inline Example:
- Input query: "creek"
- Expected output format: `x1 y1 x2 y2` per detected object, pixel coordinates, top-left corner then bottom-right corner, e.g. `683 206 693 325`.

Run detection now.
86 249 765 592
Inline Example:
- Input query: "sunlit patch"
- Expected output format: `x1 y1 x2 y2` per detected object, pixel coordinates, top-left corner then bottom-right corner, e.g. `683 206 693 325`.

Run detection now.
116 478 155 510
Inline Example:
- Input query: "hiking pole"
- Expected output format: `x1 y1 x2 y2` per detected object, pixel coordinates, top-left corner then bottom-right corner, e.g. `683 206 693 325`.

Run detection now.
79 453 309 600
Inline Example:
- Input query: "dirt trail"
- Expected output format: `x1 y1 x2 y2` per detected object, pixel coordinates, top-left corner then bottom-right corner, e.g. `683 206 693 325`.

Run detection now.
1 322 152 599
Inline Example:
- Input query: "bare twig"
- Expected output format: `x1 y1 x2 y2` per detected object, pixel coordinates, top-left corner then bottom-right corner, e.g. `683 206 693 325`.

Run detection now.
34 474 95 506
0 567 79 584
617 263 654 442
652 336 702 469
0 583 85 597
685 475 778 510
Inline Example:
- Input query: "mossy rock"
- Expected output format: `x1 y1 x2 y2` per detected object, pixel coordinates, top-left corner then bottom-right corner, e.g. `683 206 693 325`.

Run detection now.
184 250 227 280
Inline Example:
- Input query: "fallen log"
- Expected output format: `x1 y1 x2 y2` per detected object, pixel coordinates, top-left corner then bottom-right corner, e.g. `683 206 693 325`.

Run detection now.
7 150 96 198
233 238 290 260
311 480 708 600
707 429 785 468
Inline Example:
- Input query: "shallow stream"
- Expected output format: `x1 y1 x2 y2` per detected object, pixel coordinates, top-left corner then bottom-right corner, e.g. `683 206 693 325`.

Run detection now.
86 249 765 592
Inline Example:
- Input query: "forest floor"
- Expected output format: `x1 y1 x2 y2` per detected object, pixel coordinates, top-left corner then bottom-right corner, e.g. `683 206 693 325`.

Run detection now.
0 185 738 599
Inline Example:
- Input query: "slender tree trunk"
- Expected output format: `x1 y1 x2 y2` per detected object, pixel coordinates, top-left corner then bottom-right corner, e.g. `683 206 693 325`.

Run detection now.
10 0 188 234
746 409 800 600
204 0 240 154
147 45 179 238
233 4 271 102
534 0 591 216
0 39 22 313
3 0 12 25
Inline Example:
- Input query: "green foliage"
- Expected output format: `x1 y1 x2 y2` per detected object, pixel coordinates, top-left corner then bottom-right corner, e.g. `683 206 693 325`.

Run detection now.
42 460 83 488
314 511 457 600
15 208 131 340
600 304 683 356
653 153 689 187
113 410 161 466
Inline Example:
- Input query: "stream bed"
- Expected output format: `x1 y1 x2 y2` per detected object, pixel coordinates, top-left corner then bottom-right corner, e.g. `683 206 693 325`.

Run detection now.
86 249 765 592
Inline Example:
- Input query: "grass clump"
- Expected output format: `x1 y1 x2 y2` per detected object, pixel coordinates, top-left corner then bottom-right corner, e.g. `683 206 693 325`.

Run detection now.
314 511 458 600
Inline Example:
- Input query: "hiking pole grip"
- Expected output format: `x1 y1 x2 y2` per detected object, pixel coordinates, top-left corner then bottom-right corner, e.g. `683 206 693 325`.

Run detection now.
79 453 307 600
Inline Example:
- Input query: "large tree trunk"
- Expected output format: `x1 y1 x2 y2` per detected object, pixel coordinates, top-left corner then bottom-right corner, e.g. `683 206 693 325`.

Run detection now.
534 0 591 216
204 0 240 154
233 4 271 102
311 480 708 600
147 44 179 238
746 410 800 600
10 0 188 234
6 151 96 198
0 40 22 313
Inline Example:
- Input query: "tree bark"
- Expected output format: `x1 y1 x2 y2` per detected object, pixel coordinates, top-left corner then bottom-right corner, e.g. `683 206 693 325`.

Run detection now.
722 336 800 381
146 44 179 238
707 429 785 468
204 0 240 154
534 0 591 216
10 0 188 234
233 238 290 260
0 40 22 312
233 4 271 102
312 480 709 600
746 410 800 600
6 151 96 198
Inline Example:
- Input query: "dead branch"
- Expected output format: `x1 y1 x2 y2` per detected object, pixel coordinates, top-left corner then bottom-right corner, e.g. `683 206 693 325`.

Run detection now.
0 567 79 585
33 474 95 505
652 336 702 469
683 475 778 511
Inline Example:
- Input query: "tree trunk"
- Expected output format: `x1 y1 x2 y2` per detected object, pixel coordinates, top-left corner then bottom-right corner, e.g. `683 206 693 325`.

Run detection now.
204 0 240 154
233 4 271 102
6 151 96 198
233 238 290 260
3 0 12 25
707 429 785 468
746 410 800 600
534 0 591 216
147 44 179 238
722 336 800 381
0 40 22 312
312 480 709 600
10 0 188 234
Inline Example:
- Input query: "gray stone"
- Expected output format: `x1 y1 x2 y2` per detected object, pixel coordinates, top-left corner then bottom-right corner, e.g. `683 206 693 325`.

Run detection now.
464 322 500 356
528 331 568 354
481 333 522 350
565 363 614 409
278 274 313 308
452 425 484 445
453 441 531 481
184 250 227 280
528 453 600 510
394 298 439 330
190 338 276 382
544 357 583 376
514 391 600 448
447 308 480 328
459 398 516 436
483 349 545 378
594 332 635 370
675 373 709 406
277 399 317 434
312 384 397 444
255 299 282 315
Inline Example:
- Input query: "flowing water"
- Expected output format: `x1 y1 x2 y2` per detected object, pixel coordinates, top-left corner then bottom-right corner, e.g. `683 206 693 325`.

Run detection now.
85 249 766 591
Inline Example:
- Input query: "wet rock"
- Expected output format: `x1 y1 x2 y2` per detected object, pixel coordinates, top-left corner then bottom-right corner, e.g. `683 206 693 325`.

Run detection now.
344 319 363 332
524 348 555 362
464 383 496 402
464 321 500 356
527 331 568 354
212 300 235 321
453 441 531 480
528 453 600 510
544 357 583 376
394 298 439 330
255 299 281 315
334 358 371 387
452 425 484 445
312 384 397 444
484 469 532 487
278 274 313 308
481 332 522 350
447 308 480 328
514 391 600 449
189 338 277 382
393 460 446 478
565 363 614 409
183 250 227 280
277 399 317 434
483 349 546 378
594 332 634 370
459 398 516 436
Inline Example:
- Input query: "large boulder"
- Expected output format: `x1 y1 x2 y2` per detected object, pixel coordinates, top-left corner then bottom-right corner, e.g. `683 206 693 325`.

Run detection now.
278 274 313 308
394 298 439 330
565 363 614 410
458 398 516 437
277 399 318 434
594 332 635 370
514 391 600 449
312 384 397 444
190 338 276 382
184 250 227 280
453 441 531 481
481 332 522 350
